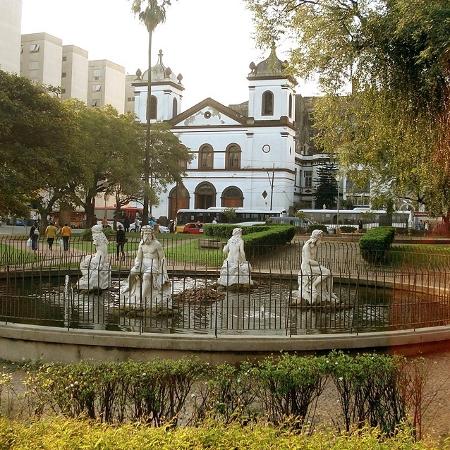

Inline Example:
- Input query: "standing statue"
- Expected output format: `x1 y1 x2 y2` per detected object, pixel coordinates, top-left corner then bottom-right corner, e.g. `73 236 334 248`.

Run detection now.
297 229 339 304
78 224 111 291
218 228 253 287
120 226 170 305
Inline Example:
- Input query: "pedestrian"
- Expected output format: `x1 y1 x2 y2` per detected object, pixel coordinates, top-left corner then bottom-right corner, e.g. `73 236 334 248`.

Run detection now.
212 217 218 224
60 223 72 252
116 223 126 260
45 222 58 251
134 217 140 233
29 221 39 252
123 216 130 233
358 219 363 232
169 220 175 233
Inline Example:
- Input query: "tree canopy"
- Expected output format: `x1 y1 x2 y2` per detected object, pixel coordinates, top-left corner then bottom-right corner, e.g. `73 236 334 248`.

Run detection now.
247 0 450 216
0 71 76 216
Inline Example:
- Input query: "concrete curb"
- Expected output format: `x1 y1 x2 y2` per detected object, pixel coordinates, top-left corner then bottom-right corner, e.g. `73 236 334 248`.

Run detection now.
0 322 449 363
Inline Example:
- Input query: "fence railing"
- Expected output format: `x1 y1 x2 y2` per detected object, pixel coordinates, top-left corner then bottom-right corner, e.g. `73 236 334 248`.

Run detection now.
0 253 448 335
1 235 449 273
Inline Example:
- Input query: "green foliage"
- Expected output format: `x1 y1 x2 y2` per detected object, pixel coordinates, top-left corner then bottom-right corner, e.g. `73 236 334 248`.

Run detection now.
247 0 450 216
0 71 76 216
243 226 296 255
203 224 273 238
222 207 237 223
0 418 437 450
256 354 328 426
360 227 395 262
314 162 338 209
339 226 356 233
307 224 328 234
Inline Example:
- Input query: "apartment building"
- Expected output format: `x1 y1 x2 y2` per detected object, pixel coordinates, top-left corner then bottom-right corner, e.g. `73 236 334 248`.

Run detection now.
61 45 88 102
0 0 22 74
88 60 125 114
20 32 62 87
125 73 137 114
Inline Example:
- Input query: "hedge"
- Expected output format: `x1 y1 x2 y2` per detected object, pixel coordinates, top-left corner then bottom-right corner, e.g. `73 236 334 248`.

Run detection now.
19 353 425 435
360 227 395 263
203 224 277 238
307 224 328 234
0 419 437 450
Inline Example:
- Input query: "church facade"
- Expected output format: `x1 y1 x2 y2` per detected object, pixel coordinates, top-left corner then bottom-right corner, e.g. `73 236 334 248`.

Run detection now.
133 49 301 219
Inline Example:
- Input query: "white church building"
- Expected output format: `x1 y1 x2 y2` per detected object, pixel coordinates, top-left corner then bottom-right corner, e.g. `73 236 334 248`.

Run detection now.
132 48 300 219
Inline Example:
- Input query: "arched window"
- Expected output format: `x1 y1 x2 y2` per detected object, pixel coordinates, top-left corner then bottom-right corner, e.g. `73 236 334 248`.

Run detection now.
147 95 157 120
195 182 216 209
172 97 178 118
168 183 190 219
198 144 214 170
221 186 244 208
262 90 274 116
288 94 293 118
225 144 241 170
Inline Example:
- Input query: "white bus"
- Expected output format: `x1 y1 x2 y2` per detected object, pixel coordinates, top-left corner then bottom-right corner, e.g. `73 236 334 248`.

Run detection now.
298 209 410 230
176 207 287 227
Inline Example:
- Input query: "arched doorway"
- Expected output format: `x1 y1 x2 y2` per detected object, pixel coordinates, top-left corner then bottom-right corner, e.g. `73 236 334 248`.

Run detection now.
168 183 190 219
195 182 216 209
221 186 244 208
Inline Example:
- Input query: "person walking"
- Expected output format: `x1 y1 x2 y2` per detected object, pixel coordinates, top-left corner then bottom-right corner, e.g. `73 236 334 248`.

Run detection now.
45 222 58 251
29 222 40 253
123 216 130 233
116 223 126 261
60 223 72 252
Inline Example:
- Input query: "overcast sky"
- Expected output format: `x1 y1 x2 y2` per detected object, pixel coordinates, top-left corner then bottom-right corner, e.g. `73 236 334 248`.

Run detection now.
21 0 321 109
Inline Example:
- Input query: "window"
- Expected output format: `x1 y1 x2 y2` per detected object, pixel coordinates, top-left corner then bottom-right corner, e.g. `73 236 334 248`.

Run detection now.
28 61 39 70
262 90 274 116
92 84 102 92
91 99 100 107
221 186 244 207
62 56 67 62
29 43 40 53
93 69 101 80
198 144 213 170
172 97 178 118
61 88 66 94
304 171 312 188
147 95 157 120
61 72 66 78
127 97 134 102
225 144 241 170
289 94 293 117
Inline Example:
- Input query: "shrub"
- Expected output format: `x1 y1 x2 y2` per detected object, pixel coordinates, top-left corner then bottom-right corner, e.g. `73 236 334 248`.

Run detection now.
255 354 327 426
359 227 395 263
339 226 356 233
243 226 296 257
203 224 273 238
307 224 328 234
0 418 435 450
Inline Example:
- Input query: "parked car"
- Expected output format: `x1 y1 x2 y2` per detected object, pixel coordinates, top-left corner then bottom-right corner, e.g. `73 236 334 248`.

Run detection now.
158 225 170 234
183 223 204 234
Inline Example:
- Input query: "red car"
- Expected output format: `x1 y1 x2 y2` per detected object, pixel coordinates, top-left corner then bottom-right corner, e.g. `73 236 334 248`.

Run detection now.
183 223 204 234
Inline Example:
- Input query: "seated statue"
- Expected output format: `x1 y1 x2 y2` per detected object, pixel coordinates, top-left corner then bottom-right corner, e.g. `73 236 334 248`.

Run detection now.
120 226 170 305
218 228 253 287
297 229 339 304
78 224 110 291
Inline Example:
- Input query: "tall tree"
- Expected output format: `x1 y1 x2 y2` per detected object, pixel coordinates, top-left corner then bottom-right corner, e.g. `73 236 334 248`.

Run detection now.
247 0 450 216
131 0 173 223
0 71 76 217
69 103 143 227
314 162 338 209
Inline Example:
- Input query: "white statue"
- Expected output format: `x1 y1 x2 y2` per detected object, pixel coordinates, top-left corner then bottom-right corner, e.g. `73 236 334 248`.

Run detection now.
297 229 339 304
78 224 110 291
120 226 170 306
218 228 253 287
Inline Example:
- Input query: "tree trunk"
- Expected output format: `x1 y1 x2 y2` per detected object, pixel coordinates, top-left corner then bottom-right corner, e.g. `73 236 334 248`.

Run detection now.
85 196 96 227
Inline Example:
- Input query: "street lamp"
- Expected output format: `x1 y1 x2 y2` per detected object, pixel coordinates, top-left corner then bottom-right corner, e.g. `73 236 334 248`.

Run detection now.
336 173 342 234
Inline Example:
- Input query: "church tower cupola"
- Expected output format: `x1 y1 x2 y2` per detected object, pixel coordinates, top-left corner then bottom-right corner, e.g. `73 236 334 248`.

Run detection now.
248 46 296 122
133 50 184 123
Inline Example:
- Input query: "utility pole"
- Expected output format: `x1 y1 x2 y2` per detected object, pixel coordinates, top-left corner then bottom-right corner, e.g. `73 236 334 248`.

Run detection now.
267 164 275 211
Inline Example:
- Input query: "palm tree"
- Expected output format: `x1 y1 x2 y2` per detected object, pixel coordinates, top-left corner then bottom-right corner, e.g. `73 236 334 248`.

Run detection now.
131 0 171 223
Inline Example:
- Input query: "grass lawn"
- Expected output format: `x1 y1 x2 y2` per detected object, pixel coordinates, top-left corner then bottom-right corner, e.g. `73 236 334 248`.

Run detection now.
0 242 38 265
166 239 224 266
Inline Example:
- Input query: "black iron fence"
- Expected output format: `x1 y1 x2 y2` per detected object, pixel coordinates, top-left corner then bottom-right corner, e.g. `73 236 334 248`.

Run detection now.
0 237 449 335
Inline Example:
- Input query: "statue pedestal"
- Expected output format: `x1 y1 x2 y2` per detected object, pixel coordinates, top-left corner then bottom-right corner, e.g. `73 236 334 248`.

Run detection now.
120 277 172 309
217 261 253 288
